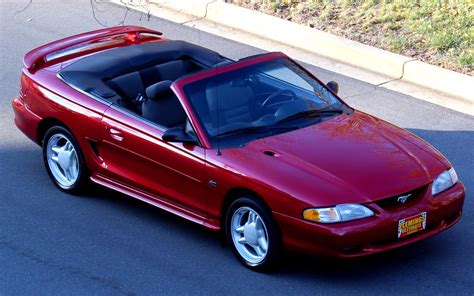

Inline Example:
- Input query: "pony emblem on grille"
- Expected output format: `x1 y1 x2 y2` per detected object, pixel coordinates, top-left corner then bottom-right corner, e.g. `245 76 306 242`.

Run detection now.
397 193 412 204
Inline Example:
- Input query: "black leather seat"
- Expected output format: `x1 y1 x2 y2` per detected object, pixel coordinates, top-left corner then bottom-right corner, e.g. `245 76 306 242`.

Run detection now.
142 80 187 128
205 81 257 127
140 60 202 87
107 71 146 112
107 60 202 113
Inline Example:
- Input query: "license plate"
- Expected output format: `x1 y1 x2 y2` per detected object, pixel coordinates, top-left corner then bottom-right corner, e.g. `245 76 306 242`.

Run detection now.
398 212 427 238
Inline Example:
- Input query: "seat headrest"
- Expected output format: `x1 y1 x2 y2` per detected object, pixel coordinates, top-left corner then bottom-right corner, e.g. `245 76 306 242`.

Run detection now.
146 80 173 101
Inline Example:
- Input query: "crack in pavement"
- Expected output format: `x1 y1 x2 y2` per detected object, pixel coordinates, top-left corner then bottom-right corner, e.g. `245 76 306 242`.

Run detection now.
179 0 216 25
376 58 418 87
343 87 378 99
0 237 136 296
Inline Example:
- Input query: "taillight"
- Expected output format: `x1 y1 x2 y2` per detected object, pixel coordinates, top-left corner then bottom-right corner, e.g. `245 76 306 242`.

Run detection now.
19 81 24 97
19 73 30 102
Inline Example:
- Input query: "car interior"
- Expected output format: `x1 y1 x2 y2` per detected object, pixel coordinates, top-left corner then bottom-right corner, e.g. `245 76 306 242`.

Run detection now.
105 59 202 122
58 40 232 130
58 40 336 139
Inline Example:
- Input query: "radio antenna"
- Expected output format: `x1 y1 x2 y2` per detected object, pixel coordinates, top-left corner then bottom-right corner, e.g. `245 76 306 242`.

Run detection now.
215 54 222 156
197 26 221 155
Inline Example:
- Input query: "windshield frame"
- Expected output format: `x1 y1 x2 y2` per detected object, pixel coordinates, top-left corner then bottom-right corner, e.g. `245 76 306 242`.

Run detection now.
172 52 351 149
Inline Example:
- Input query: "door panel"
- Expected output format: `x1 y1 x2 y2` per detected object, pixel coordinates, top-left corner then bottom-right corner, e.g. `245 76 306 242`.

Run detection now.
99 106 208 214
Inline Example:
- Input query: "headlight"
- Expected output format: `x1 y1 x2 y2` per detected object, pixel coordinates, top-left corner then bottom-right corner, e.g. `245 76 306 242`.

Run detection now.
432 167 458 195
303 204 374 223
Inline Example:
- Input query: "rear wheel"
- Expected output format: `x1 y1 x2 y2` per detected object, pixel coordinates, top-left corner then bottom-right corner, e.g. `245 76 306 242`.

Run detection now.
225 197 282 271
42 126 88 194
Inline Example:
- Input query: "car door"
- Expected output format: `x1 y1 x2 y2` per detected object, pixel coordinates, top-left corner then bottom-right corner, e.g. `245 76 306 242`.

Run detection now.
98 104 209 216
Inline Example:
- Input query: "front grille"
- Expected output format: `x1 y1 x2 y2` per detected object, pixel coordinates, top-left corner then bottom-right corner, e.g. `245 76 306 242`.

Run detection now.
375 185 427 211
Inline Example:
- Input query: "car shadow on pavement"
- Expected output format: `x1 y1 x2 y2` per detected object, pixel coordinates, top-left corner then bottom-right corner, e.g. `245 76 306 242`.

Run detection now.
407 129 473 187
76 128 472 279
2 128 471 283
84 183 223 241
82 177 467 284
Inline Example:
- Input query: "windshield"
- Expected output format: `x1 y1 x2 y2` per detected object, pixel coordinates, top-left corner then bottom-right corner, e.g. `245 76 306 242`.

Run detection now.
183 57 349 147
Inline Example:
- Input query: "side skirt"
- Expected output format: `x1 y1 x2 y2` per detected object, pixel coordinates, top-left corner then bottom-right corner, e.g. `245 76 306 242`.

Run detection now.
90 174 221 231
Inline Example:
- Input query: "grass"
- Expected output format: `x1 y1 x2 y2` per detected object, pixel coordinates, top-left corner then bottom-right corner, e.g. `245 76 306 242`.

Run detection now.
233 0 474 75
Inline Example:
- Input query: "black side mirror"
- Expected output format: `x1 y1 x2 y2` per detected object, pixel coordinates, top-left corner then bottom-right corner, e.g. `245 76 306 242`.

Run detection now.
162 127 197 145
326 81 339 94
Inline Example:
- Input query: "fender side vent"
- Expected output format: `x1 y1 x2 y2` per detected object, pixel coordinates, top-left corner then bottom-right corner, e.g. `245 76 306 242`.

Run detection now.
88 139 100 157
263 150 280 157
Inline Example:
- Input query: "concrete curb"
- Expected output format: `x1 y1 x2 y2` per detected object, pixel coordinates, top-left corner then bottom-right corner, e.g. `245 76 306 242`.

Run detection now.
206 2 413 80
150 0 210 18
128 0 474 105
403 61 473 103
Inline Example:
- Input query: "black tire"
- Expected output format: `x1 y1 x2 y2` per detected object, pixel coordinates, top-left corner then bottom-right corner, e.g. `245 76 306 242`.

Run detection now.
225 196 282 272
42 125 88 194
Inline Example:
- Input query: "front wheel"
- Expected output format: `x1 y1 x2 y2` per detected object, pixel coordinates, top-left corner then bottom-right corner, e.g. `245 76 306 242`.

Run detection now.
225 197 282 271
42 126 88 194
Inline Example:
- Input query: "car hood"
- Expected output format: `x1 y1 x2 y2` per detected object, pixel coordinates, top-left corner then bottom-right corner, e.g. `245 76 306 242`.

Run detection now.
218 111 450 206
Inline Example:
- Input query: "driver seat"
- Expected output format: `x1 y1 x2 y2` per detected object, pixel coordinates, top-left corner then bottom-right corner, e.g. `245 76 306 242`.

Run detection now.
205 81 257 127
142 80 187 128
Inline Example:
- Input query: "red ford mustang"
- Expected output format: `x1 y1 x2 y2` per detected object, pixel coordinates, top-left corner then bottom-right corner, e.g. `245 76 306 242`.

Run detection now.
12 26 466 271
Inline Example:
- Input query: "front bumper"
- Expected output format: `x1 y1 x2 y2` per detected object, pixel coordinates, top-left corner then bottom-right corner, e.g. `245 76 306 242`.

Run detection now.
274 182 465 258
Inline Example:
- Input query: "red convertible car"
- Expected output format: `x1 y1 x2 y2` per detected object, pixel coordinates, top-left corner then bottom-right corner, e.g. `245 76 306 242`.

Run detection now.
12 26 465 271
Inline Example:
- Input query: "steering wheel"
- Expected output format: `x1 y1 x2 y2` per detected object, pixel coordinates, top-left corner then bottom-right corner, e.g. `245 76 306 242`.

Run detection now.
260 89 297 110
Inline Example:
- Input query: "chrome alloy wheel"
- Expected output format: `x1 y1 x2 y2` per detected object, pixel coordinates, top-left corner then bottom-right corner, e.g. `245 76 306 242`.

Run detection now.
231 207 269 265
46 134 79 188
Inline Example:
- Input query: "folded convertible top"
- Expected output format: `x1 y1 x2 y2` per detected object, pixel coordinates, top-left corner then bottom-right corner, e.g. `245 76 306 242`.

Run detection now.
58 40 227 100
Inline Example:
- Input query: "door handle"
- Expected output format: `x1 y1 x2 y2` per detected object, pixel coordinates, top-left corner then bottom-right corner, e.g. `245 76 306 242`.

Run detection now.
108 127 124 141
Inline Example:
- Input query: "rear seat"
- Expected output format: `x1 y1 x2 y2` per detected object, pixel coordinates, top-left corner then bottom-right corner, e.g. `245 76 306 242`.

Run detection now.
109 72 145 103
106 59 201 113
140 60 201 86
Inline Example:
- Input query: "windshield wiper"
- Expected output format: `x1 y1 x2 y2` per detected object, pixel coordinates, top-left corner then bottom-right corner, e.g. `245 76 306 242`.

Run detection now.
215 125 299 138
277 109 343 123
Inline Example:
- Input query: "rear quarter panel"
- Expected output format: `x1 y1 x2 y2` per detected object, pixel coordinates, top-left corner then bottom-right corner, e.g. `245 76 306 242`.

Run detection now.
23 66 110 173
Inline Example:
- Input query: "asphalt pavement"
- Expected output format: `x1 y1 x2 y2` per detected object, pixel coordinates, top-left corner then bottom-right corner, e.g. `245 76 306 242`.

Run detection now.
1 1 473 295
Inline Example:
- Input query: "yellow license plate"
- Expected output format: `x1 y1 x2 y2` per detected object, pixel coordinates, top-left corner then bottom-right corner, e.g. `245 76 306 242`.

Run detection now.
398 212 427 238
